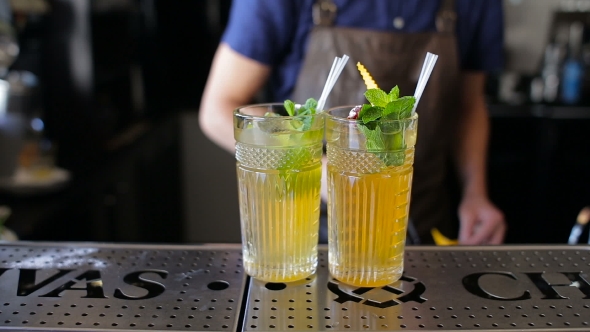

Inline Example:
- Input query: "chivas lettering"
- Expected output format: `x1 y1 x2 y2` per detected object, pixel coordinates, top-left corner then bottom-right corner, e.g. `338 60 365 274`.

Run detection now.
0 268 167 300
463 271 590 300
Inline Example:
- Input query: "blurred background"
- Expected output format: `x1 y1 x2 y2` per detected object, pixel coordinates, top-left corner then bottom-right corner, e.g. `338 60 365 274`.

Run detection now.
0 0 588 245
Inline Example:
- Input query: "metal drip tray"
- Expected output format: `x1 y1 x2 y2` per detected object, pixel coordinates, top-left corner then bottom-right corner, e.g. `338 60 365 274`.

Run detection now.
0 243 589 331
244 247 590 331
0 242 245 331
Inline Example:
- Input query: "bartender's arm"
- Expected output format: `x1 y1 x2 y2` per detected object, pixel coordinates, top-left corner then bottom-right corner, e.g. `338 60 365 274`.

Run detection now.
199 44 271 154
454 72 506 245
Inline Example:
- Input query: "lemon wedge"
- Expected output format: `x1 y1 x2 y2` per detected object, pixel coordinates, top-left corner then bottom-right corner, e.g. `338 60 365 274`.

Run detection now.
431 228 458 246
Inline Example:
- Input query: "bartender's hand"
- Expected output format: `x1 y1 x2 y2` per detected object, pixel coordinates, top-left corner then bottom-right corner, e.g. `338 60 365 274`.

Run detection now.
458 195 506 245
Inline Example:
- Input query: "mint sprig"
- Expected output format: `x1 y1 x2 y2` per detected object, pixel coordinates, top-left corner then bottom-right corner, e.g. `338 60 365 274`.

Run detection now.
268 98 318 130
283 98 317 117
279 98 318 131
357 86 415 167
264 98 320 173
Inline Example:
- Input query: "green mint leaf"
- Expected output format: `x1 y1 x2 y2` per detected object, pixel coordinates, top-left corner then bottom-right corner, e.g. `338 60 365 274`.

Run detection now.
381 151 406 167
301 115 313 131
397 96 416 119
272 98 320 178
284 99 296 116
358 124 385 151
388 86 400 101
303 98 318 114
364 88 388 107
363 119 378 130
355 87 413 168
383 96 415 119
295 99 317 131
367 129 385 151
357 104 373 119
360 106 383 124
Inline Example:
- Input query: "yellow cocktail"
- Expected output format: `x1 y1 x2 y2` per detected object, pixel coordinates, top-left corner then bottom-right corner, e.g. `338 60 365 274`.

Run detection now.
234 103 323 282
326 105 418 287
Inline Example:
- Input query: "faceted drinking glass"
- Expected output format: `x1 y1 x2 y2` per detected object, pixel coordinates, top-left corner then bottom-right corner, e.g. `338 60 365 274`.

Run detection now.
234 104 324 282
325 106 418 287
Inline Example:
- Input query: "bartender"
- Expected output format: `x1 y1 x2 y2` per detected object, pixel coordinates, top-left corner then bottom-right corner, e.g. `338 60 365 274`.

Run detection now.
198 0 506 245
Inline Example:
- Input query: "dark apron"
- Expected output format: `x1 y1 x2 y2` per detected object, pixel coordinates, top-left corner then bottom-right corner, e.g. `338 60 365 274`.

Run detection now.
291 0 461 244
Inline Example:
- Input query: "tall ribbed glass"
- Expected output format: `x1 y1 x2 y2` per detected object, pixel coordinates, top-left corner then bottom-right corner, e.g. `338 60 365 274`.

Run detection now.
234 104 323 282
325 107 418 287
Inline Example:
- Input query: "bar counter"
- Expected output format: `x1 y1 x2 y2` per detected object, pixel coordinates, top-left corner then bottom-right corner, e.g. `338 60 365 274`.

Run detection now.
0 242 588 331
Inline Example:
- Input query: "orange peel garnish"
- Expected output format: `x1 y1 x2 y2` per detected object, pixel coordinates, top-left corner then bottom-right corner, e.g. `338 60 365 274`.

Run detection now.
356 62 379 90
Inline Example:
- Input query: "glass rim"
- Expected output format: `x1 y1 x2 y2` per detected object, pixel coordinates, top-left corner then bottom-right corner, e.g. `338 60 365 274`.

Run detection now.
325 105 418 124
234 103 321 121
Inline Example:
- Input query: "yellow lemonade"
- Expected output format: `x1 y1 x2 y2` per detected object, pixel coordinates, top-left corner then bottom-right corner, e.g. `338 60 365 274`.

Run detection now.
325 103 417 288
237 165 320 282
234 103 323 283
327 150 413 287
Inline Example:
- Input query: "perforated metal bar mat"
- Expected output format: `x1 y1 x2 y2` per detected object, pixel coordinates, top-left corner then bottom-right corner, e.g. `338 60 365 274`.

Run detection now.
244 246 590 331
0 242 245 332
1 243 589 331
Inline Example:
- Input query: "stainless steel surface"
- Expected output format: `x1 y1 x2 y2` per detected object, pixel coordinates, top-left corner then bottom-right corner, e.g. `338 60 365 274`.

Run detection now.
1 243 589 331
244 246 590 331
0 242 245 331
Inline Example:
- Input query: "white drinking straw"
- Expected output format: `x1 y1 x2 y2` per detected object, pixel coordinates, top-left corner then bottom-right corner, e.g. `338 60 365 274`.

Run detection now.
412 52 439 114
317 54 350 112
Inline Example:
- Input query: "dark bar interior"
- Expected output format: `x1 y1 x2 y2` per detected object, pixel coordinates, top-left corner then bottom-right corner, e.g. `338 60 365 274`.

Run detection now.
0 0 586 245
0 1 589 331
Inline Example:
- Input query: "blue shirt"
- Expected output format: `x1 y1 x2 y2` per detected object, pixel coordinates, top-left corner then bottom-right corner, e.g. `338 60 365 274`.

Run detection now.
222 0 504 101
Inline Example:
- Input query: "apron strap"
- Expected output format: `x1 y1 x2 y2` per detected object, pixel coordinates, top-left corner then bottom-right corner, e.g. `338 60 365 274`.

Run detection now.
313 0 337 26
436 0 456 33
